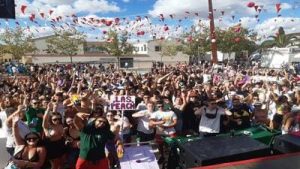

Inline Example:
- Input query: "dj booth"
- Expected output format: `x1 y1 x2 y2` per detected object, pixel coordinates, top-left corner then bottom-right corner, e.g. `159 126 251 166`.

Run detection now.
120 143 160 169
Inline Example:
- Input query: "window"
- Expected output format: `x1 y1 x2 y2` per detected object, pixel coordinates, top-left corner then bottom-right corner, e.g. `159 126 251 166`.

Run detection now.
144 45 147 51
135 47 139 52
155 46 161 52
120 58 133 68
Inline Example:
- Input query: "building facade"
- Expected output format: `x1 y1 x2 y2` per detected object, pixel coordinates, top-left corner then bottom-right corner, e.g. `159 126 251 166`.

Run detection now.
24 36 189 71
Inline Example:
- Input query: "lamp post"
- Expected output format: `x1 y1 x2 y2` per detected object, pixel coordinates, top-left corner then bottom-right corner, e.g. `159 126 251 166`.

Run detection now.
208 0 218 64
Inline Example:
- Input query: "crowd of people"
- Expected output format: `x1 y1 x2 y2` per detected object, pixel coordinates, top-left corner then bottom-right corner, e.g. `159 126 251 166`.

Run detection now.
0 61 300 169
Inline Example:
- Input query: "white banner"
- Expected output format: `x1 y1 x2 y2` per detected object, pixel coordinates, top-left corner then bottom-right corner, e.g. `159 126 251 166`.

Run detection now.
110 95 136 110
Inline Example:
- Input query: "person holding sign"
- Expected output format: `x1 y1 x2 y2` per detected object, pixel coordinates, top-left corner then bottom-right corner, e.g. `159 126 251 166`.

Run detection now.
150 100 177 164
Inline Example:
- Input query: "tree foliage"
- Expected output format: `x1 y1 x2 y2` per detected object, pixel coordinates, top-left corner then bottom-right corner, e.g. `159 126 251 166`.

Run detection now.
161 42 178 58
180 25 257 60
216 27 257 57
180 26 211 57
0 27 37 60
46 29 85 57
261 27 299 48
105 30 133 56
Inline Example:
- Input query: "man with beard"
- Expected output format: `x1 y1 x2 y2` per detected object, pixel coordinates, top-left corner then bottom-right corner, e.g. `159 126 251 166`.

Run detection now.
229 95 252 130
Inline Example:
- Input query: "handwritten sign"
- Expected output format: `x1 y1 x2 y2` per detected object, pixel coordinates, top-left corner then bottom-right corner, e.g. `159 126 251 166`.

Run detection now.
110 96 136 110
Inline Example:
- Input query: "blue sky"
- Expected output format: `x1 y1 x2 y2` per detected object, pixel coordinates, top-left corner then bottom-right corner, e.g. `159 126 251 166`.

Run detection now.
1 0 300 42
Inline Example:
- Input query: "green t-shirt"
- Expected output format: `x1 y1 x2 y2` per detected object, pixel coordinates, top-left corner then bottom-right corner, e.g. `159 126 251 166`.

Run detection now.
79 121 115 161
25 107 45 133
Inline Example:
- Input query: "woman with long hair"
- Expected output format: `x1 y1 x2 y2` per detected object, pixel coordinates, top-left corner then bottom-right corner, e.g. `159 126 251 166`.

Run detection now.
10 116 46 169
42 103 66 169
64 117 80 169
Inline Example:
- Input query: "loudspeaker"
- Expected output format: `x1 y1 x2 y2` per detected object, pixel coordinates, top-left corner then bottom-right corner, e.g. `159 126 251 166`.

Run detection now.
273 134 300 153
178 136 270 168
199 152 300 169
0 0 16 19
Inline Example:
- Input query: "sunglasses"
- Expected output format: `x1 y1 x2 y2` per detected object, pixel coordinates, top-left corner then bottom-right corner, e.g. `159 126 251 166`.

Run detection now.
32 102 39 105
52 118 62 121
157 105 163 108
96 120 106 123
26 137 38 141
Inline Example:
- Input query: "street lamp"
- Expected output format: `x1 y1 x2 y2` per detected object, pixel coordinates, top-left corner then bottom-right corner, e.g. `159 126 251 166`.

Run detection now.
208 0 218 64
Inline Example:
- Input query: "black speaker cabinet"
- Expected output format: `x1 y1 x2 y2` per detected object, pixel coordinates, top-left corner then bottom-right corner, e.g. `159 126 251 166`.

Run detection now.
0 0 16 19
273 134 300 154
178 136 270 168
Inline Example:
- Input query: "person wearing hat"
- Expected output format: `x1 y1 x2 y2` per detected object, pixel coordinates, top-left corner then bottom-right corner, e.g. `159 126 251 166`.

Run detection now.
195 96 232 137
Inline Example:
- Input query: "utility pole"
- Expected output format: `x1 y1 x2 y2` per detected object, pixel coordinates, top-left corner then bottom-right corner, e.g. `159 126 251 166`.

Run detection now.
208 0 218 64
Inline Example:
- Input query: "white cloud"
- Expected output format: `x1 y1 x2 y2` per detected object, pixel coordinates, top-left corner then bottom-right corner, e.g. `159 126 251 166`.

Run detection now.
122 0 130 3
149 0 293 19
254 17 300 40
74 0 121 14
15 0 121 19
35 0 74 5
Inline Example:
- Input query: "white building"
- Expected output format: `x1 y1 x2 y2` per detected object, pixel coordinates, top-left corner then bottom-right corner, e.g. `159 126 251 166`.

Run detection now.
261 47 300 68
24 37 189 71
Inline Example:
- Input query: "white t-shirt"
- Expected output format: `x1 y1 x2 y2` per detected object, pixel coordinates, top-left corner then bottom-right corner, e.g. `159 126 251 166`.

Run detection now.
0 111 7 138
136 110 154 134
199 106 225 133
150 110 177 135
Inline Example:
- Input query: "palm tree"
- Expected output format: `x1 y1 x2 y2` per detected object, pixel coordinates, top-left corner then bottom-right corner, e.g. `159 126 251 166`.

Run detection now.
261 27 299 48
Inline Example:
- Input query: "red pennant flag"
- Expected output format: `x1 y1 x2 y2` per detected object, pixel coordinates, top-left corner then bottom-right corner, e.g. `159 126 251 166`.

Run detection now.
169 14 173 19
49 10 54 15
160 14 164 22
221 11 225 16
258 8 262 13
102 30 107 34
164 25 169 31
21 5 27 14
254 5 259 11
136 16 141 22
276 3 281 13
105 20 113 26
247 2 255 8
115 18 120 24
40 13 44 18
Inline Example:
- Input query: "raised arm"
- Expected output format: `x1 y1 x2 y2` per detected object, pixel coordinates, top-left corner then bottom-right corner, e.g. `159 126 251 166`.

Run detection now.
42 102 53 131
74 112 90 131
12 116 25 146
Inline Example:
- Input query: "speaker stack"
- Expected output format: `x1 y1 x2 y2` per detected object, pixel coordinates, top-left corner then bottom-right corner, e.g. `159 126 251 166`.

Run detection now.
273 132 300 154
178 136 270 168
